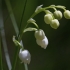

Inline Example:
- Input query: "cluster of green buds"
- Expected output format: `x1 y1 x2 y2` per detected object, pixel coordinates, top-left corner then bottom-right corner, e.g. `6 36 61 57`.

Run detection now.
13 5 70 64
43 5 70 29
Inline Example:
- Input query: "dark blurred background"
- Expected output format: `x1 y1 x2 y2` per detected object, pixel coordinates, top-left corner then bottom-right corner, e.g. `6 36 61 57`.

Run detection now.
2 0 70 70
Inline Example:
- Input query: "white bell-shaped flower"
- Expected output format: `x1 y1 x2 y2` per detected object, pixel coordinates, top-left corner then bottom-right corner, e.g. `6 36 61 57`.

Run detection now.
36 36 48 49
19 49 31 64
35 29 45 40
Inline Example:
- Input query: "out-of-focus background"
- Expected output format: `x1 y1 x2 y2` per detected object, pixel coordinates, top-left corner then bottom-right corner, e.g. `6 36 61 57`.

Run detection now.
2 0 70 70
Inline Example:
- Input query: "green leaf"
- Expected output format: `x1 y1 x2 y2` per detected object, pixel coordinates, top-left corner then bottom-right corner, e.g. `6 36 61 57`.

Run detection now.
23 27 37 33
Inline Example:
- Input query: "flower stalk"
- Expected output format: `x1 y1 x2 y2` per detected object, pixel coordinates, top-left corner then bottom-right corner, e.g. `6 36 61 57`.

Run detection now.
3 2 70 70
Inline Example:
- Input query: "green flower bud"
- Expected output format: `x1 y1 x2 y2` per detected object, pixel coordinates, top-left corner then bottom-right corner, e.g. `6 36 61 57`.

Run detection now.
35 29 45 40
54 10 62 20
64 10 70 19
19 49 31 64
44 14 53 24
50 19 60 29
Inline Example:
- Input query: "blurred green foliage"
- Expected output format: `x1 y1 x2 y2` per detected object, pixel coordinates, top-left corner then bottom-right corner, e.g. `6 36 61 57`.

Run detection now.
2 0 70 70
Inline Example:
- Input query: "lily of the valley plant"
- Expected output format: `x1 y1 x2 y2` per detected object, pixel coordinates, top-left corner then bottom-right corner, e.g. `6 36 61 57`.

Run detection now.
13 4 70 69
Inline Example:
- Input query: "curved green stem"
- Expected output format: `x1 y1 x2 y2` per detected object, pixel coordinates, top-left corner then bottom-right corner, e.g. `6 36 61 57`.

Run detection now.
55 6 66 11
19 5 67 42
18 0 28 37
44 5 66 11
44 6 57 11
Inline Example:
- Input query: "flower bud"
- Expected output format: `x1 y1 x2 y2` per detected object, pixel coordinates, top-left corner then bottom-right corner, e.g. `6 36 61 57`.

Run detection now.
54 10 62 20
19 49 31 64
35 5 43 13
36 36 48 49
35 29 45 40
50 19 60 29
44 14 53 24
64 10 70 19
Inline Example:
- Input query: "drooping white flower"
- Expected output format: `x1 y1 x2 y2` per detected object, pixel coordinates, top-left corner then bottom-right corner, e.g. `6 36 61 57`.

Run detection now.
35 29 45 40
36 36 48 49
64 10 70 19
19 49 31 64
